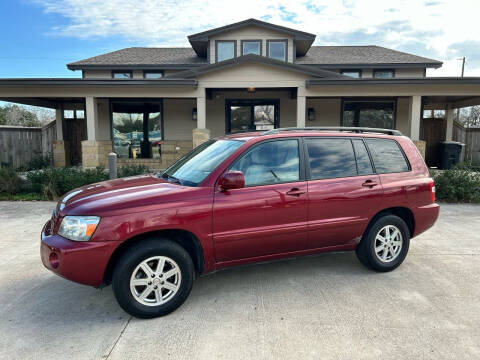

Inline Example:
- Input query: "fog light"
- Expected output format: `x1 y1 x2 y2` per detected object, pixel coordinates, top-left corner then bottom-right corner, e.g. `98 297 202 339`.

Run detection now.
49 252 59 269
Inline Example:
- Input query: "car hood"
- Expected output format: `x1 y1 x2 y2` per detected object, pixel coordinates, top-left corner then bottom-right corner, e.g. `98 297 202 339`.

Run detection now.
58 174 207 216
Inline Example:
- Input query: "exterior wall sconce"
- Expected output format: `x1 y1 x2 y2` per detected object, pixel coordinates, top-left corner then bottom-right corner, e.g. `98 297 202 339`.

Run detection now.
307 107 315 121
192 107 197 121
247 87 256 92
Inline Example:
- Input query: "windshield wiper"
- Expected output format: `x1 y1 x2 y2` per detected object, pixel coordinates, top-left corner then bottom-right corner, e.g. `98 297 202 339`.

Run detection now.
161 172 182 185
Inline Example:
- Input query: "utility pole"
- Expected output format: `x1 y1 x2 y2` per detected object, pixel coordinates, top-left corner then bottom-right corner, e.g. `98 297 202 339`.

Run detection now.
458 57 466 77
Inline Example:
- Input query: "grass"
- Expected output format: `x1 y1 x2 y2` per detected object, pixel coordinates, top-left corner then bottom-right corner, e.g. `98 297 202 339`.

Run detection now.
0 192 47 201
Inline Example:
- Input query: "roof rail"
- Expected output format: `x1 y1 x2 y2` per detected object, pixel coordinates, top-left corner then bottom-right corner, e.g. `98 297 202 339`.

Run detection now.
262 127 402 136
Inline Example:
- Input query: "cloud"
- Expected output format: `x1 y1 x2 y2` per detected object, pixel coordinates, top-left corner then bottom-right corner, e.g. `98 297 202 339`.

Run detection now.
31 0 480 76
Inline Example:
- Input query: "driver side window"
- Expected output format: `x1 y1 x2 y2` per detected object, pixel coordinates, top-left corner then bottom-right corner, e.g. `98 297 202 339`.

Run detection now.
230 139 300 187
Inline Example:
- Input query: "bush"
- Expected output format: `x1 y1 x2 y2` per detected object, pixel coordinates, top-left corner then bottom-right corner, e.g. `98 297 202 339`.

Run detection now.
434 163 480 203
117 164 150 178
24 153 52 171
0 166 22 194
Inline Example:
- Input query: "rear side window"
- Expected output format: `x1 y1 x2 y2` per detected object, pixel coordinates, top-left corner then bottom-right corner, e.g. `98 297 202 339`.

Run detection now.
365 138 409 173
352 139 374 175
306 138 357 180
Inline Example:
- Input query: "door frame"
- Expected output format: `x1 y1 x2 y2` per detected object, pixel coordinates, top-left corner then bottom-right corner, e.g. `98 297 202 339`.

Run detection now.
225 98 280 133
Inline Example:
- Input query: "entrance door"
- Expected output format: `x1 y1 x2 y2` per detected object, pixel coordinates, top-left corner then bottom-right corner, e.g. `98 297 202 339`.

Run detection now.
226 99 279 133
63 110 86 166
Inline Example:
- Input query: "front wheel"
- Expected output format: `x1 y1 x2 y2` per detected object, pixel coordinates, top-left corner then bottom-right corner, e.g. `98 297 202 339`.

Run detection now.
112 239 194 318
356 215 410 272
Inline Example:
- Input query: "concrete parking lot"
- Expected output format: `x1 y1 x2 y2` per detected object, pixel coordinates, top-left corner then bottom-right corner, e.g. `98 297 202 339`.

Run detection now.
0 202 479 360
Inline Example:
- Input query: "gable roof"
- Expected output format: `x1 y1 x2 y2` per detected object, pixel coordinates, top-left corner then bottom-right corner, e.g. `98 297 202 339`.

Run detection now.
166 54 349 79
188 18 316 57
296 46 442 68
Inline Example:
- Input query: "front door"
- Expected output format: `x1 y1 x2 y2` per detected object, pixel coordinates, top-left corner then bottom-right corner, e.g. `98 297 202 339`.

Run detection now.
226 99 279 133
212 138 307 262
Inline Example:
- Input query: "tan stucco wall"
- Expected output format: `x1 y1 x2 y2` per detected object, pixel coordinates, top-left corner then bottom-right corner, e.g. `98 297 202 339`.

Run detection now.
96 98 112 140
209 25 294 63
396 97 410 135
395 68 425 77
83 70 111 78
305 98 341 126
163 98 196 140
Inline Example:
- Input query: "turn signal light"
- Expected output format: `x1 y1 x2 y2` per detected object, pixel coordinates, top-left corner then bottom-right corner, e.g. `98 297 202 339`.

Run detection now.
49 252 59 269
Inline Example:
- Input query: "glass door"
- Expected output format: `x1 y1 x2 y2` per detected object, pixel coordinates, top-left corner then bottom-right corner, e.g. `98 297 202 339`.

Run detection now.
226 99 279 133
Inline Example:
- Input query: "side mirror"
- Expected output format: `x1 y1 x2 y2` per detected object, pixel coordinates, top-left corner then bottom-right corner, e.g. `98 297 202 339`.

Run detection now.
218 171 245 191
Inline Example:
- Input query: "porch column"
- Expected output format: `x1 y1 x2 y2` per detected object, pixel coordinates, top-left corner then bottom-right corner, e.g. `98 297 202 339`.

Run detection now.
193 92 210 148
296 95 306 128
408 95 426 158
82 96 111 168
445 105 454 141
53 105 70 167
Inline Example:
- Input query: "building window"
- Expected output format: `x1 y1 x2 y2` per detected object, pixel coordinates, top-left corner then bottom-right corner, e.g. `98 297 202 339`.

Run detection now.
267 40 287 61
373 69 395 78
216 41 236 62
143 71 164 79
111 100 163 159
342 99 396 129
242 40 261 55
341 69 362 78
226 99 279 133
112 70 132 79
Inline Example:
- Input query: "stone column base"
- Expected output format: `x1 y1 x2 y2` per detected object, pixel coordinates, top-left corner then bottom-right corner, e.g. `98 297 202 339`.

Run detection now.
53 140 70 167
81 140 113 168
192 128 210 148
413 140 426 159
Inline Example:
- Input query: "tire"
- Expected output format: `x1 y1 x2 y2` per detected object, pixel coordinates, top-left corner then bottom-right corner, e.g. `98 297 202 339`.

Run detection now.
112 238 194 318
356 215 410 272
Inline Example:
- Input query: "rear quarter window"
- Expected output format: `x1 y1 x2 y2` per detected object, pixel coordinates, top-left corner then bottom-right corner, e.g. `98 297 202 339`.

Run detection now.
306 138 357 179
365 138 410 173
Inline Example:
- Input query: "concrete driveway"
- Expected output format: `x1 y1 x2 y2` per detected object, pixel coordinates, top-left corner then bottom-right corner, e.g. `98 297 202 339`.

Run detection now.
0 202 479 360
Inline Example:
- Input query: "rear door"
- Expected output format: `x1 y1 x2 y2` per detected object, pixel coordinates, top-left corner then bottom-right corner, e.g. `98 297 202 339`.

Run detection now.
213 138 308 262
305 137 383 249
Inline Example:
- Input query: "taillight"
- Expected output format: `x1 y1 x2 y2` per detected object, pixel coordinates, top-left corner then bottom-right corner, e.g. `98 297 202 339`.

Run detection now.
429 180 435 203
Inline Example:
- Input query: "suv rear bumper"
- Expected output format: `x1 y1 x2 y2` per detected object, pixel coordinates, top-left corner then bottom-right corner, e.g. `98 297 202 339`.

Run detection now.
41 222 119 287
412 203 440 237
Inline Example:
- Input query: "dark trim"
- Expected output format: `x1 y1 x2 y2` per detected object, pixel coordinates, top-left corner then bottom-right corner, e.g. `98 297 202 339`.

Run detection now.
339 97 397 129
111 70 133 79
143 70 164 79
266 39 288 62
240 39 262 56
225 98 280 134
340 69 362 78
215 40 237 63
67 64 206 71
301 62 442 69
81 70 85 79
423 68 427 77
305 77 480 86
0 78 198 87
373 68 395 78
207 40 210 63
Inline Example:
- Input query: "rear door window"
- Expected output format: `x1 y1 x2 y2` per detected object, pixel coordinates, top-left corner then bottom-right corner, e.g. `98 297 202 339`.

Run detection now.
306 138 357 180
365 138 409 173
352 139 374 175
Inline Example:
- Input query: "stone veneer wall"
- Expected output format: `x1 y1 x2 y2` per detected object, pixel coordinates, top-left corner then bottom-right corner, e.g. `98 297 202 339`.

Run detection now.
81 140 113 168
53 140 70 167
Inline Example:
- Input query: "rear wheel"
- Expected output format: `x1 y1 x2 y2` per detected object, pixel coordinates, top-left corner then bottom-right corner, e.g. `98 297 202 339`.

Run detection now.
112 239 194 318
356 215 410 272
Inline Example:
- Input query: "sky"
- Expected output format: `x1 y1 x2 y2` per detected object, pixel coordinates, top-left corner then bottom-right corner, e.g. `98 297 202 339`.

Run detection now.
0 0 479 78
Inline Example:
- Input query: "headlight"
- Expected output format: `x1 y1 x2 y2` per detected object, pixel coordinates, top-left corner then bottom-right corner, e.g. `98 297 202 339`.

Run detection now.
58 216 100 242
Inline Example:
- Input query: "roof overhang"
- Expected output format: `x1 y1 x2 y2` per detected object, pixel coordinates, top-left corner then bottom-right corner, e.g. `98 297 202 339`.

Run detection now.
66 63 205 71
0 78 198 87
188 18 316 58
303 62 442 69
306 77 480 87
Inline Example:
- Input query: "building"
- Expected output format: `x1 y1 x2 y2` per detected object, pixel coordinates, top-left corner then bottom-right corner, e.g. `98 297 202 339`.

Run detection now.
1 18 479 169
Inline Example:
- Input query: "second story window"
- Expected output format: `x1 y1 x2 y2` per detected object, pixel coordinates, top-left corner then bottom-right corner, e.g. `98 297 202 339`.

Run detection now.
373 69 395 78
341 69 362 78
112 70 132 79
143 71 164 79
242 40 261 55
267 40 287 61
216 41 236 62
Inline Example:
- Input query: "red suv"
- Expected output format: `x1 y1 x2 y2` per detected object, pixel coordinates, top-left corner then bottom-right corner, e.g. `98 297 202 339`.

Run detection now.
41 127 439 318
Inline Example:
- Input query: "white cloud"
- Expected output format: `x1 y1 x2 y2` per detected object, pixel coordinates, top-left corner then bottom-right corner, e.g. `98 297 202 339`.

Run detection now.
32 0 480 76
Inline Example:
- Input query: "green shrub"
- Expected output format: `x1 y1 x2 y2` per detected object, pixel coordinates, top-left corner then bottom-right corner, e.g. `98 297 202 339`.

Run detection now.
117 164 150 178
24 153 52 171
0 166 22 194
434 163 480 203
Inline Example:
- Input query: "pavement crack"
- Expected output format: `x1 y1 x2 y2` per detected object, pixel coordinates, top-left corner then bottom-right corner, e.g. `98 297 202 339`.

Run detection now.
104 316 132 359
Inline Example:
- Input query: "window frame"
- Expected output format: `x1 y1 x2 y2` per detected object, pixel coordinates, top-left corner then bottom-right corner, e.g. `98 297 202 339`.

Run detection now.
266 39 288 61
340 69 362 78
215 40 237 62
373 69 395 78
226 137 306 188
143 70 164 79
225 98 280 134
340 97 398 129
111 70 133 79
364 137 412 174
241 40 262 56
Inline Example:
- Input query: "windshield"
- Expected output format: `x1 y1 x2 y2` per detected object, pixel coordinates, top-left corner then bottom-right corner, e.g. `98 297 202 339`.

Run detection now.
161 139 243 186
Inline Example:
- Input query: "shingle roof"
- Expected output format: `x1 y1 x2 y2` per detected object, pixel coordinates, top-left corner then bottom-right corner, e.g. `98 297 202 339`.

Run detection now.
295 46 442 67
67 45 442 70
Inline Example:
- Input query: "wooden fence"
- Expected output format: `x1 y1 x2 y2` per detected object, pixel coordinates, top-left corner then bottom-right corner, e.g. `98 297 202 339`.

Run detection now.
452 121 480 163
0 121 56 169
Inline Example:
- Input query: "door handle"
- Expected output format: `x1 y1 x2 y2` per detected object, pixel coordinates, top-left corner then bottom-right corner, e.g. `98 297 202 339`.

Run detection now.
286 188 306 196
362 180 378 188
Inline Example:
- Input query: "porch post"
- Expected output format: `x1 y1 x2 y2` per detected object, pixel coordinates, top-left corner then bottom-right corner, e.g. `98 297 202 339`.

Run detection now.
85 96 98 141
296 95 306 128
55 107 63 140
408 95 426 158
445 105 454 141
52 105 70 167
82 96 111 168
193 91 210 148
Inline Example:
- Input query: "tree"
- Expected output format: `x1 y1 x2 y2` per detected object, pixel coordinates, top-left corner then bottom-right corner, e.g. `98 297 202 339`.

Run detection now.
458 105 480 128
0 107 6 125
